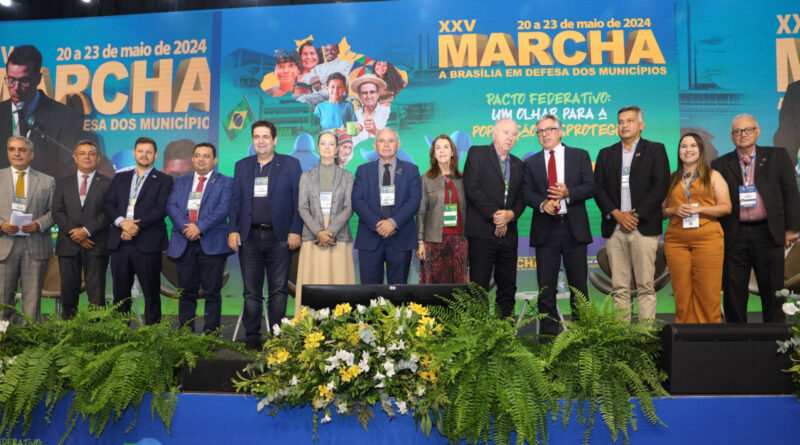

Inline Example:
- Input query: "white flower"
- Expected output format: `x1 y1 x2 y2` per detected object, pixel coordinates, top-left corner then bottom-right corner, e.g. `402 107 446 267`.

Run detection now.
326 381 336 391
0 320 9 333
375 380 385 388
316 308 331 319
321 414 332 424
383 360 396 378
409 353 418 363
356 304 366 314
281 317 292 325
377 297 388 306
417 386 426 397
783 302 800 316
272 324 281 336
376 346 386 357
395 400 408 414
387 339 406 352
337 403 349 414
394 307 402 319
395 325 404 335
290 375 299 386
370 299 378 308
7 356 14 365
335 349 355 366
406 308 413 318
373 371 385 381
324 363 337 373
358 351 370 373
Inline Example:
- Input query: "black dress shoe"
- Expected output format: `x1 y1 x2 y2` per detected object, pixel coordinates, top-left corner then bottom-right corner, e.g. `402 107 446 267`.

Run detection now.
245 338 263 351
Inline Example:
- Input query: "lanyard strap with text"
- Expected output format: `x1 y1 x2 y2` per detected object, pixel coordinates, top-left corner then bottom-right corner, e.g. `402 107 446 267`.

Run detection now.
497 155 509 205
682 171 696 202
738 148 756 186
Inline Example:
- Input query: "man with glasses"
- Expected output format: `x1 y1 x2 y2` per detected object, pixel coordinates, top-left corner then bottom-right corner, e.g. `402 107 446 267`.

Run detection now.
594 105 670 322
521 114 594 338
711 114 800 323
0 45 82 179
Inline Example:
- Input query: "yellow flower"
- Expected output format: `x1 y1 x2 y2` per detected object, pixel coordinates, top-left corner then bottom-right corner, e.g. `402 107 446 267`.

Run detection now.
339 365 362 383
420 316 436 326
291 307 310 326
334 303 352 317
267 348 290 366
415 325 427 337
304 331 325 350
318 384 333 401
419 370 438 383
408 302 429 316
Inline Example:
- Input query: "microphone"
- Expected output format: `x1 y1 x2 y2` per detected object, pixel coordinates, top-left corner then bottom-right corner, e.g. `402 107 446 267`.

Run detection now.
14 101 29 137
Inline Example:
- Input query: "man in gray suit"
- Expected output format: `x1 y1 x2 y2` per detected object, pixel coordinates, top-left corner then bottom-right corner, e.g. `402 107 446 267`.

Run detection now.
52 140 111 319
0 135 55 323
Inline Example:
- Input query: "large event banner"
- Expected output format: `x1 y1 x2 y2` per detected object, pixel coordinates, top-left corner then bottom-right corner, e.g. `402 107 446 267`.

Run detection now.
0 0 678 296
678 0 800 168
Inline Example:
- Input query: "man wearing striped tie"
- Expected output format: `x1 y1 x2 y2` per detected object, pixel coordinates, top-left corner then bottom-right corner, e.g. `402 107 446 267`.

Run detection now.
52 140 112 319
0 135 55 323
167 143 233 333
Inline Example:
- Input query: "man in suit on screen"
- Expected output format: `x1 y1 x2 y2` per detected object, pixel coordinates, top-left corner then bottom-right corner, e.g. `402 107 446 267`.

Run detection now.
52 140 111 319
522 114 594 337
104 137 173 325
0 135 55 323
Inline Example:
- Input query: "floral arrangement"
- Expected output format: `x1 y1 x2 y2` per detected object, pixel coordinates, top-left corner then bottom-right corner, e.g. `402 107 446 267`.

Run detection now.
234 298 446 434
777 289 800 392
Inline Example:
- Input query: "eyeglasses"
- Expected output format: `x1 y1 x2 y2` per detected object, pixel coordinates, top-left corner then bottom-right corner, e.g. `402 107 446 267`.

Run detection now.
536 127 558 135
731 127 757 137
4 76 33 88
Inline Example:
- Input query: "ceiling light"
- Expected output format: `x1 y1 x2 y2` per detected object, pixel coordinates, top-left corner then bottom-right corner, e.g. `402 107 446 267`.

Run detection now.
0 0 12 8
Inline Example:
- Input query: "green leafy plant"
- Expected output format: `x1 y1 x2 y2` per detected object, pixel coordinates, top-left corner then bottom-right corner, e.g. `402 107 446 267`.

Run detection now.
233 299 446 437
776 288 800 394
0 303 239 444
544 293 668 444
427 284 555 445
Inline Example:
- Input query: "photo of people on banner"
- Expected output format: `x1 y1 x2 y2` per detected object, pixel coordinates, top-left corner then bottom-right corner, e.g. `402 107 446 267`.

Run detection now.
224 36 408 169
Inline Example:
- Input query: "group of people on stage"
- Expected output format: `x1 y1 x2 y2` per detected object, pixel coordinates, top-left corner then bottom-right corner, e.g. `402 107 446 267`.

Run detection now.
3 41 799 349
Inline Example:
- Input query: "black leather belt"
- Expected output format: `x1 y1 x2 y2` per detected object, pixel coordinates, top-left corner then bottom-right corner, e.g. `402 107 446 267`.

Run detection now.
553 214 568 222
739 220 767 226
251 224 274 231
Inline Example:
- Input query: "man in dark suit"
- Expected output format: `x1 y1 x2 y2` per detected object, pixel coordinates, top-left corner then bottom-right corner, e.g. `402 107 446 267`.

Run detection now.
167 142 232 333
52 140 111 319
103 137 173 325
774 79 800 166
228 120 301 350
712 114 800 323
522 114 594 336
0 45 82 179
464 118 526 318
351 127 420 284
594 106 670 322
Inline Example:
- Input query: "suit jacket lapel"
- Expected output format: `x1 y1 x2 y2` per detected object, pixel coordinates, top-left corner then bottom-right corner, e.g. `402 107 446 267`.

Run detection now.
136 169 159 201
629 139 645 174
563 147 574 186
754 146 768 188
268 156 283 197
199 172 216 209
26 171 39 211
536 152 549 191
488 144 505 183
610 143 622 187
330 166 342 211
82 173 99 208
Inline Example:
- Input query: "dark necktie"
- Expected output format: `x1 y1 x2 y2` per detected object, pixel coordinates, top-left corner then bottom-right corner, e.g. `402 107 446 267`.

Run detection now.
16 107 28 137
381 164 391 218
547 150 558 188
189 176 206 223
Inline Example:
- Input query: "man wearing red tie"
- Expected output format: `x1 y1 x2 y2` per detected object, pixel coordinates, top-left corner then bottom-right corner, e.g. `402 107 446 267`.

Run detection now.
52 140 111 319
522 115 595 338
167 143 232 333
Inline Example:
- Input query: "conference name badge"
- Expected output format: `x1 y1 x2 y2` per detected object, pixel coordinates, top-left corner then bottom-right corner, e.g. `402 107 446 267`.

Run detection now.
11 196 26 213
738 185 757 208
621 167 631 190
443 203 458 227
320 192 332 215
187 191 202 210
254 177 269 197
380 185 395 206
126 198 136 219
682 203 699 229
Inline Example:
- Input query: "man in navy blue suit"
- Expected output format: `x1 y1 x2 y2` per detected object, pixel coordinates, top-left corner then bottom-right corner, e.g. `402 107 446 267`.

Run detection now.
167 142 232 333
351 127 420 284
229 120 302 350
104 137 173 325
522 114 595 337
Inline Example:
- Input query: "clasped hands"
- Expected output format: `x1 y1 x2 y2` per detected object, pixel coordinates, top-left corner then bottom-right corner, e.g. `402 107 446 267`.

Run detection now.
376 219 397 239
315 230 336 247
493 209 514 237
541 183 569 215
1 220 40 234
